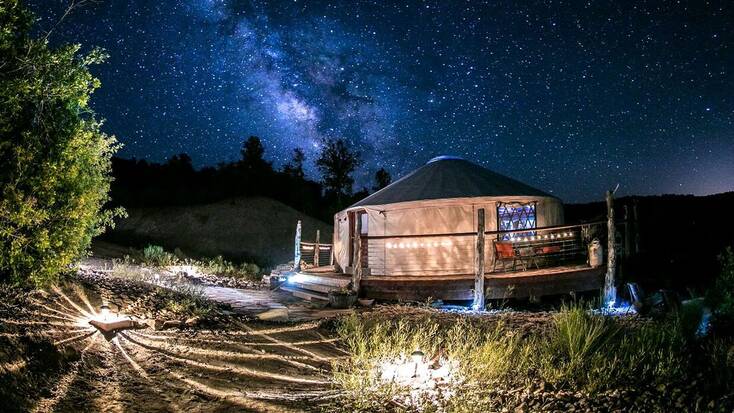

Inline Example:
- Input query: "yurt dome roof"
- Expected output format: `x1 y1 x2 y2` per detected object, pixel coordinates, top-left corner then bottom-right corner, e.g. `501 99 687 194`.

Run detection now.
350 156 557 208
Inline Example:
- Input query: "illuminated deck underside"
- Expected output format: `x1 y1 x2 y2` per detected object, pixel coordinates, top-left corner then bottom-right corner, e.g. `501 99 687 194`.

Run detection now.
299 265 606 301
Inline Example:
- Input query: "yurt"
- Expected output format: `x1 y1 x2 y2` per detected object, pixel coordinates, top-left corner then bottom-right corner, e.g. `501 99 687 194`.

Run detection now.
332 156 564 278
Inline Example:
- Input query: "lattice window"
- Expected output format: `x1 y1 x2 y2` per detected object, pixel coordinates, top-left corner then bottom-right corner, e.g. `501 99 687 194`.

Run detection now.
497 202 537 240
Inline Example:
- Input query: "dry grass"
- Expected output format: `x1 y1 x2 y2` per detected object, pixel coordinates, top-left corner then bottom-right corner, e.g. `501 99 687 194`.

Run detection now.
330 304 734 411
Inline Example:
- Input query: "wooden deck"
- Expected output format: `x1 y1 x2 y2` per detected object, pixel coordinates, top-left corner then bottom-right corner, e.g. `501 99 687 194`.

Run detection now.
298 264 606 301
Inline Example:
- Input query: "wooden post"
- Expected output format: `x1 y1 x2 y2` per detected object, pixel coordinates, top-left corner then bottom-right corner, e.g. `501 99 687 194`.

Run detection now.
623 205 631 258
473 208 486 311
603 191 616 307
632 200 640 255
314 230 320 267
352 216 362 294
294 220 302 272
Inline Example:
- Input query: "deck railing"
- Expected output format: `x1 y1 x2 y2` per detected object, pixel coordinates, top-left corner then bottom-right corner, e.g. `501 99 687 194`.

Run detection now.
358 221 611 275
299 241 333 267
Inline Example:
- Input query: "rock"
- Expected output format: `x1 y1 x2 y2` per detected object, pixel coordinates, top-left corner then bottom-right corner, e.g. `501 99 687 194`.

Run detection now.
257 308 289 321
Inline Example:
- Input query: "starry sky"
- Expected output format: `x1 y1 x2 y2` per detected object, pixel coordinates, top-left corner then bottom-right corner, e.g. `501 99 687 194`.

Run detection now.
30 0 733 202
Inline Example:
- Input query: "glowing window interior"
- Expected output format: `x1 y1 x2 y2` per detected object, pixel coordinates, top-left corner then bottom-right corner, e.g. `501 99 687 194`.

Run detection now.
497 202 537 240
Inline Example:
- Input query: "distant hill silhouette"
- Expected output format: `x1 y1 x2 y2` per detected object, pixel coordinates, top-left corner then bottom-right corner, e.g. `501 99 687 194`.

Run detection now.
105 196 331 266
566 192 734 294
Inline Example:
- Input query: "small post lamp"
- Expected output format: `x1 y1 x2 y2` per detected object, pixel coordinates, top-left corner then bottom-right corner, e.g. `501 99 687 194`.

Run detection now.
99 304 110 321
411 349 424 378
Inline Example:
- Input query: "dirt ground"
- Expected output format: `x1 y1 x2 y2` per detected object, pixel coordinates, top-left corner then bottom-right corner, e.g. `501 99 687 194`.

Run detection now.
0 276 347 413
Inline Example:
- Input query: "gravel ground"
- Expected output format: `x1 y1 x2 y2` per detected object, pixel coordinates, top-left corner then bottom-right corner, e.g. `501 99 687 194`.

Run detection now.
2 265 730 412
0 271 345 412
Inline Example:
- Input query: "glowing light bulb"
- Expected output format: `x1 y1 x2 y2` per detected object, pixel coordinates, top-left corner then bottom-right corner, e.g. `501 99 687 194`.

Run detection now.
100 304 110 321
411 349 424 364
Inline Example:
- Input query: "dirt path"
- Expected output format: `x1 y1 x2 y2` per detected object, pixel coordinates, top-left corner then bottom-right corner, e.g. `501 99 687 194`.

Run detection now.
1 279 346 412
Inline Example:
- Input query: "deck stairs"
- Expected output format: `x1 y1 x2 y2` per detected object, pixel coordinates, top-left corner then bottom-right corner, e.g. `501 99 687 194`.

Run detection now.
279 270 351 301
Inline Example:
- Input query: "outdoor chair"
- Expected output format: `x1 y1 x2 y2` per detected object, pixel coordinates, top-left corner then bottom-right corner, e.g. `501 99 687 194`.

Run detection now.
493 241 526 272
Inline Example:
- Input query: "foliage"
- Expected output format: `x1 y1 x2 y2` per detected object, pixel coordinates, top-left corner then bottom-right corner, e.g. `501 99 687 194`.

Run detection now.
239 135 270 173
332 305 734 411
197 254 260 280
372 168 391 191
128 244 260 281
162 282 212 318
706 247 734 336
0 1 124 286
142 245 177 267
282 148 305 179
316 138 361 206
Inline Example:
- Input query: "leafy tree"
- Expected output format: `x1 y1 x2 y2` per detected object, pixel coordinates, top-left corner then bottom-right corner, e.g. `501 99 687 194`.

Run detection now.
283 148 305 180
316 138 361 205
240 136 270 172
373 167 392 191
0 1 123 286
166 153 194 173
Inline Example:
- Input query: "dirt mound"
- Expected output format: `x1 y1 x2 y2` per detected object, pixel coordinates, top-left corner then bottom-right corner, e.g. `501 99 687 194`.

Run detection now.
109 196 332 265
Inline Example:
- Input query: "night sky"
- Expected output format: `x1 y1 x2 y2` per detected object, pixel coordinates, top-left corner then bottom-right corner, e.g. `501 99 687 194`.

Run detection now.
30 0 733 202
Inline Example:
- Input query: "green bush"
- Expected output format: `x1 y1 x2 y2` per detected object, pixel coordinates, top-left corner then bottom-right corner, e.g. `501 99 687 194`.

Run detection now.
0 1 123 286
197 255 260 281
706 247 734 336
141 244 177 267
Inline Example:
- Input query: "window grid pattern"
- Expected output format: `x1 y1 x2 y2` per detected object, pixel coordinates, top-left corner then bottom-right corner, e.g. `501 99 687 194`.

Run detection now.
497 202 537 240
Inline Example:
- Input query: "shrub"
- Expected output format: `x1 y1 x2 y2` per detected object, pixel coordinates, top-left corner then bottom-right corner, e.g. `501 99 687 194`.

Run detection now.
141 245 177 267
706 247 734 336
0 1 123 286
197 255 260 281
163 282 212 317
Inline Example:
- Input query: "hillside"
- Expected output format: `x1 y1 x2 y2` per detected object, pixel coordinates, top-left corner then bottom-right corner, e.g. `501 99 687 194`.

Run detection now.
566 191 734 292
105 196 332 266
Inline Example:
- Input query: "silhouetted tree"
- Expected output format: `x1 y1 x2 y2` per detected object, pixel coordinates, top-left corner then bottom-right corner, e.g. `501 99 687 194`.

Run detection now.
240 136 270 172
166 153 194 173
316 139 361 206
283 148 305 180
373 168 392 191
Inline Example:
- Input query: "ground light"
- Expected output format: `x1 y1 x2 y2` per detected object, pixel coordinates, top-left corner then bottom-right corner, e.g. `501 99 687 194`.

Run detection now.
88 305 145 340
379 349 459 391
410 349 424 378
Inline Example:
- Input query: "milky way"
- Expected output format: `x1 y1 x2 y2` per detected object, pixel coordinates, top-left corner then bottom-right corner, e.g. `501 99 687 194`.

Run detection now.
30 0 733 201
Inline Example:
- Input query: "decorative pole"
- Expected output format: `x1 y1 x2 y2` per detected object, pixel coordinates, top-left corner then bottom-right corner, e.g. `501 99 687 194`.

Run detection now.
604 189 617 307
314 229 321 267
294 220 302 272
473 208 486 311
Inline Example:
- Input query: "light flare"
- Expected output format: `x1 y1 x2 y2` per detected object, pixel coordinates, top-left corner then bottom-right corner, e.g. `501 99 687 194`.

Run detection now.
120 333 329 385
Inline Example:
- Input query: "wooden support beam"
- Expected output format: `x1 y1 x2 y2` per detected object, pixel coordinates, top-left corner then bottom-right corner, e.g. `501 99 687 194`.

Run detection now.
473 208 486 311
632 200 640 255
604 190 616 306
352 215 362 294
294 220 302 272
314 230 320 267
